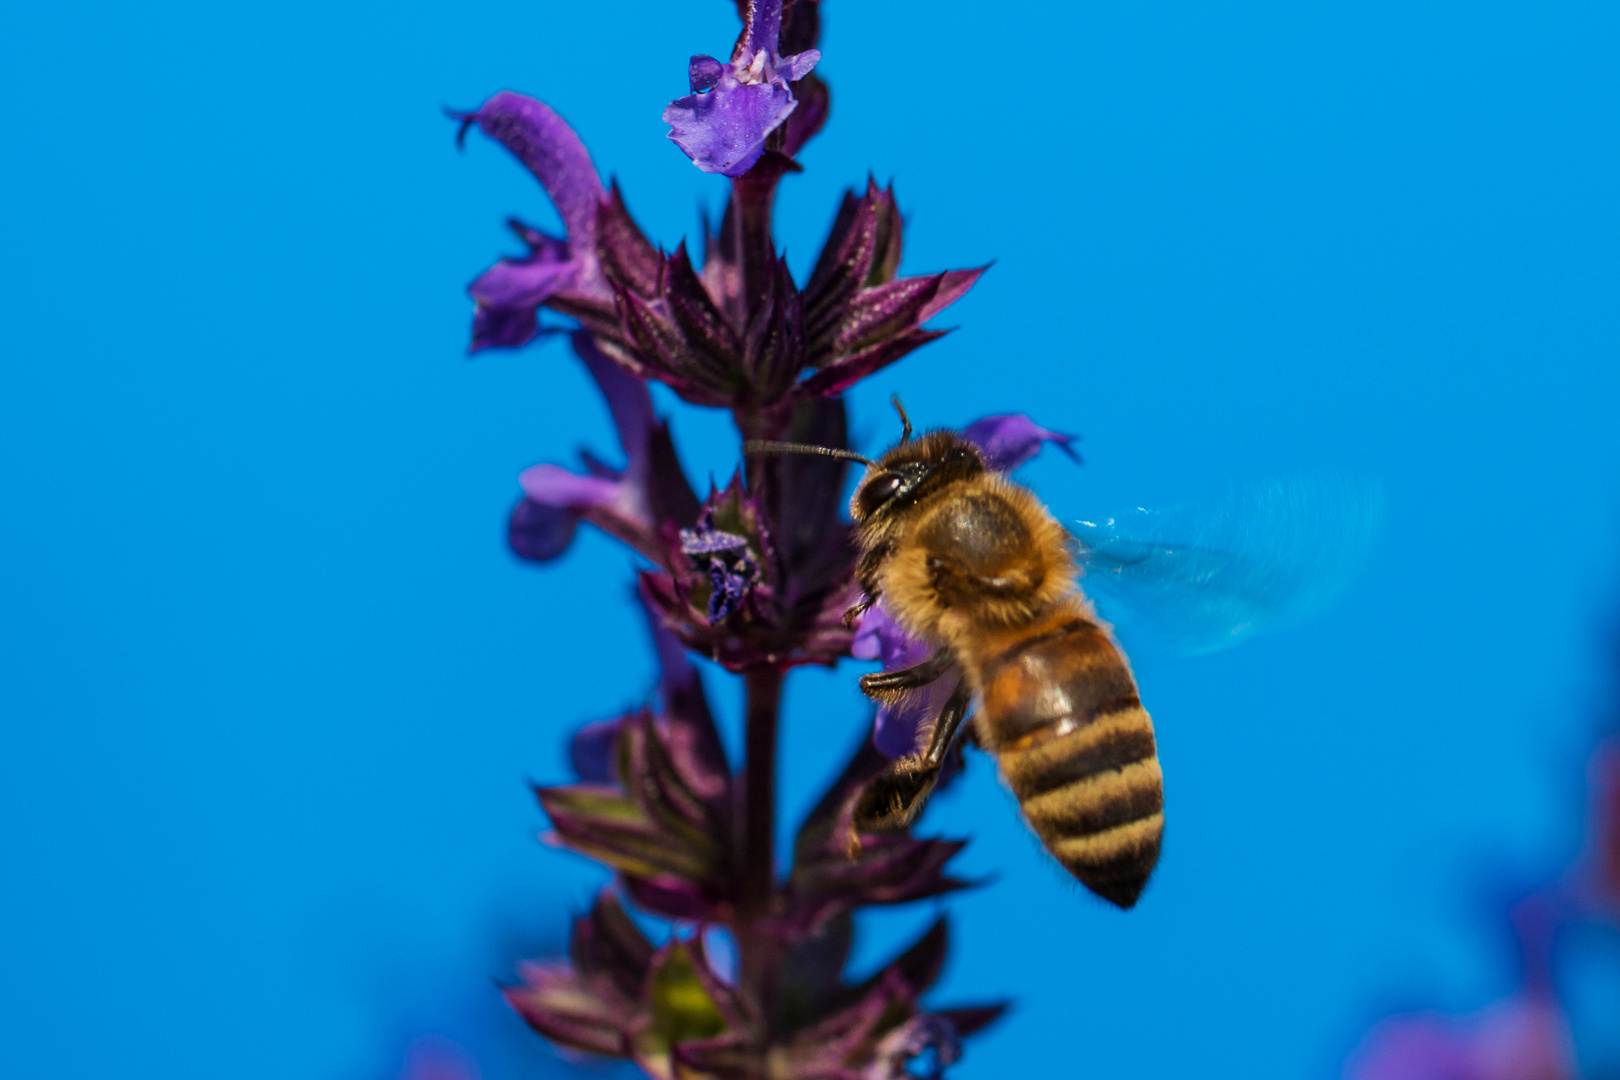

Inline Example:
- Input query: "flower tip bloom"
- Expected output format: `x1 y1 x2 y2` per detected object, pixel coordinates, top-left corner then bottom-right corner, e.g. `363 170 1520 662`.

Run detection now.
663 0 821 177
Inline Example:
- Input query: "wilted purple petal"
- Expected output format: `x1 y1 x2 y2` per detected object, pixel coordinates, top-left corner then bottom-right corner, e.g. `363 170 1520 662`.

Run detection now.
688 54 724 92
508 498 580 562
961 414 1079 473
570 717 624 783
456 91 604 256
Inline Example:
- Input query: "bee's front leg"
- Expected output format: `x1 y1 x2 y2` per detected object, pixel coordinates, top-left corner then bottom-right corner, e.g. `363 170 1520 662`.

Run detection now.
858 648 955 699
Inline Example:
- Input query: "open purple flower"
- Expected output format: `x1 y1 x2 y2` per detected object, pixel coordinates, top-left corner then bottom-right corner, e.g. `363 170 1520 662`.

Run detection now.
663 0 821 176
454 92 610 349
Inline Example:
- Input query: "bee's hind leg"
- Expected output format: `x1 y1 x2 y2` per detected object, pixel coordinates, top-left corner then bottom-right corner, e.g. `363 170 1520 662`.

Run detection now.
853 680 972 834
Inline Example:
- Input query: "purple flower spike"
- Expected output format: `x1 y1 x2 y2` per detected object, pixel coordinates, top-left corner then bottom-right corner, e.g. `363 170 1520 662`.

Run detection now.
679 517 761 624
456 92 610 348
960 414 1080 473
663 0 821 177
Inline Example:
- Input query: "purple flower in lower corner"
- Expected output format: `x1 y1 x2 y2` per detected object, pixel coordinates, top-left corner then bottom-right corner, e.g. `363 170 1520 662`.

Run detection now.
1344 996 1577 1080
663 0 821 176
454 91 610 350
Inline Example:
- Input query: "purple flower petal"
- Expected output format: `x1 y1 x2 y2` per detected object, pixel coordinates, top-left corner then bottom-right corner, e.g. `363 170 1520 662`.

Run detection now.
456 91 605 257
519 464 622 510
688 54 724 93
467 228 576 351
664 77 797 178
851 604 928 668
960 414 1079 473
508 498 580 562
742 0 783 56
779 49 821 83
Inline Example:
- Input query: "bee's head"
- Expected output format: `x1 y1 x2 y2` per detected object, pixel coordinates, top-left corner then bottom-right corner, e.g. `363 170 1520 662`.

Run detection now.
849 431 985 524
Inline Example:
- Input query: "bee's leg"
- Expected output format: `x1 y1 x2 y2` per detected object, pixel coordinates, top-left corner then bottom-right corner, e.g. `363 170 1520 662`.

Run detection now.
857 648 954 699
917 679 973 769
842 593 876 629
853 679 972 832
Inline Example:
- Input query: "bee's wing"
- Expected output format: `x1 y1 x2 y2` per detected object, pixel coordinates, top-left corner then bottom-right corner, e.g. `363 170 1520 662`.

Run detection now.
1072 477 1382 656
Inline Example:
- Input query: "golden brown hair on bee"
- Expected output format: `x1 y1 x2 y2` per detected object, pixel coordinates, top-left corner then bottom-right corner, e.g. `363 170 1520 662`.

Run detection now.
844 426 1164 909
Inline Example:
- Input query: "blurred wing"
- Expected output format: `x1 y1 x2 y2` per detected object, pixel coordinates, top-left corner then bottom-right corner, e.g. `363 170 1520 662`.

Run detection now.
1073 477 1382 656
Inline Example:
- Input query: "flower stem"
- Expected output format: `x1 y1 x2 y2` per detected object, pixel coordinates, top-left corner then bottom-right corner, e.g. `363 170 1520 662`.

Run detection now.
738 665 783 1031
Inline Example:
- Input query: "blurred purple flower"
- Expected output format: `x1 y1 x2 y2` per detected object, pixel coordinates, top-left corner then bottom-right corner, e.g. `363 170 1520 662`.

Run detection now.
453 92 609 350
1345 997 1576 1080
663 0 821 176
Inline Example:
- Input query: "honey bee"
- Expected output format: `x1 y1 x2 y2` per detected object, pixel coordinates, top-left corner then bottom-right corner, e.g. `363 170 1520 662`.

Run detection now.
748 404 1376 909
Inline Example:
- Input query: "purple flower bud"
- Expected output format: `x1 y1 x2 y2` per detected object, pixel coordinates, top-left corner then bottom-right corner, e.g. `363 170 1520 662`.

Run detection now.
688 54 724 93
662 0 822 177
960 414 1080 473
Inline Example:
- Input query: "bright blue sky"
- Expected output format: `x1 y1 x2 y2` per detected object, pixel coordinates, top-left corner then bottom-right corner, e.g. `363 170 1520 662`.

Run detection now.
2 1 1618 1077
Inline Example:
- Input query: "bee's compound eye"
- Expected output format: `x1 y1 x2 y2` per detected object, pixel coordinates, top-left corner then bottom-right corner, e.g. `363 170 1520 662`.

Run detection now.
855 473 903 518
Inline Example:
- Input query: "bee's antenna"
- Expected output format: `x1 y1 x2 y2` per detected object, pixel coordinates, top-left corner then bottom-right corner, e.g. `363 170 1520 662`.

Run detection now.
744 441 878 468
891 395 913 443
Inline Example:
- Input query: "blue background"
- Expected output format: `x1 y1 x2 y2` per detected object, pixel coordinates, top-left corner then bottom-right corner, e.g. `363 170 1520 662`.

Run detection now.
2 0 1618 1077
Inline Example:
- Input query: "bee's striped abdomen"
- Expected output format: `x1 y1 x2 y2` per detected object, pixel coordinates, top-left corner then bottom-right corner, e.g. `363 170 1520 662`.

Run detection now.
977 612 1163 908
